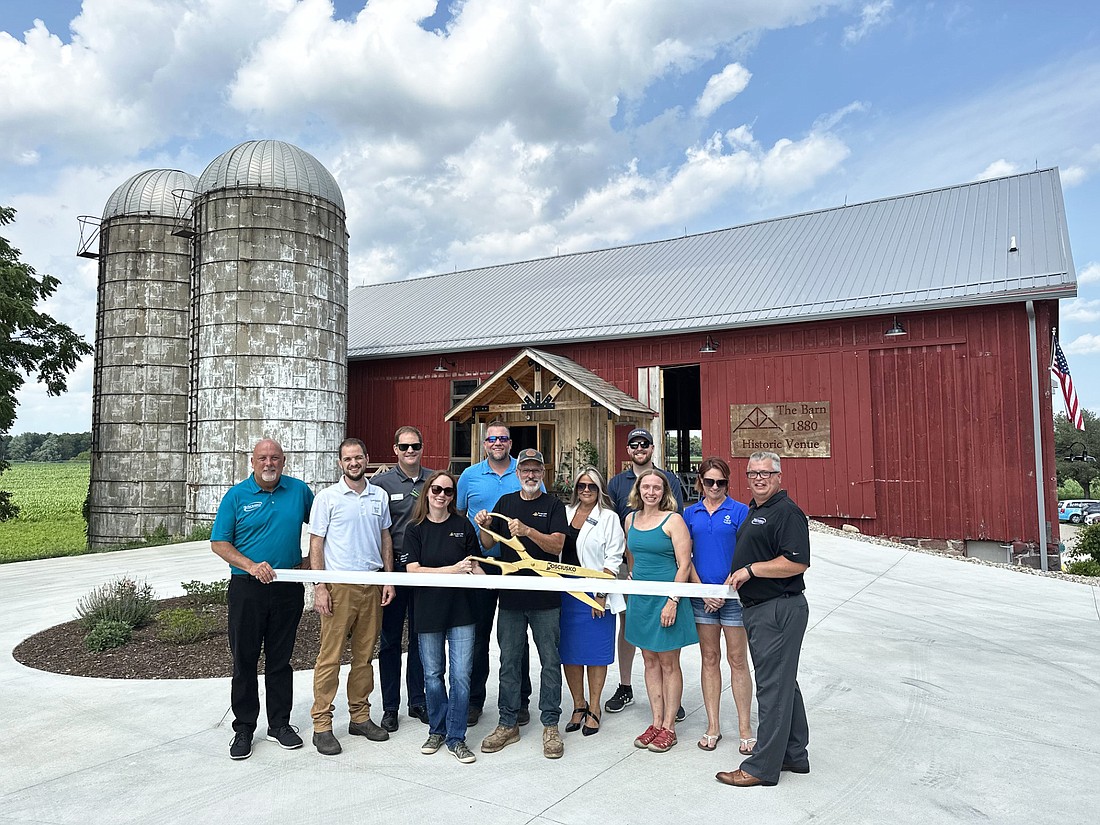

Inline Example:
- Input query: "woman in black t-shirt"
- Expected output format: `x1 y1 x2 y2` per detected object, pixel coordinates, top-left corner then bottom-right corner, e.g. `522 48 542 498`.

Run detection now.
405 470 483 763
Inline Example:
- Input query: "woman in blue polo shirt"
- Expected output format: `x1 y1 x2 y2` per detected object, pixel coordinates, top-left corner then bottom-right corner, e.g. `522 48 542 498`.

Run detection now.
685 457 753 754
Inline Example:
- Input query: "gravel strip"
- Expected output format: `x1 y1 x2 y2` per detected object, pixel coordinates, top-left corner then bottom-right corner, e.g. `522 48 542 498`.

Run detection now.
809 520 1099 588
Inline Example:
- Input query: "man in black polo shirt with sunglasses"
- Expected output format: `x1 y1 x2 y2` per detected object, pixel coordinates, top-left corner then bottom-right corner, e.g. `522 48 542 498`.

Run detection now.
717 450 810 788
374 426 435 732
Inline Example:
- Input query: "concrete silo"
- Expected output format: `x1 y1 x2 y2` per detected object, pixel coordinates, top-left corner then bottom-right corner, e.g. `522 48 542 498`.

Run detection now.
185 140 348 526
88 169 198 548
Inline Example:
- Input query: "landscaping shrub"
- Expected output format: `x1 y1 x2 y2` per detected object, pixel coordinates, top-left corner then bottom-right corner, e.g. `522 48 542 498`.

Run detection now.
1065 559 1100 577
84 619 132 652
181 579 229 608
76 577 157 630
156 608 216 645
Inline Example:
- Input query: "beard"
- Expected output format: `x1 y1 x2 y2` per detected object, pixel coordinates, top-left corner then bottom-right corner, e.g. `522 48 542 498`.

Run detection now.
521 478 542 494
343 467 366 482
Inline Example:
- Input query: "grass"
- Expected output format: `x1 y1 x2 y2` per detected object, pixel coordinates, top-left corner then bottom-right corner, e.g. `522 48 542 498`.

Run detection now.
0 462 91 563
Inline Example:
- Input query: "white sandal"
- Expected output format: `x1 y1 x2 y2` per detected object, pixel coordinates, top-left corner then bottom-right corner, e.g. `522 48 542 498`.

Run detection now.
739 737 757 755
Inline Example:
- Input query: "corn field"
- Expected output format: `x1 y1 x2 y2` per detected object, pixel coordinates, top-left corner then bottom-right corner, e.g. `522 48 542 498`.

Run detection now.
0 462 90 562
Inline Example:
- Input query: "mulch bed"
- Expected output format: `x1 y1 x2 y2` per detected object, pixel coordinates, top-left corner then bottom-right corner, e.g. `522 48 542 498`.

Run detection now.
12 596 353 680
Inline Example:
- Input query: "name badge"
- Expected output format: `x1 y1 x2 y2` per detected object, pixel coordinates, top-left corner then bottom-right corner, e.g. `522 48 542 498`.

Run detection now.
371 500 384 516
391 493 405 501
585 516 599 526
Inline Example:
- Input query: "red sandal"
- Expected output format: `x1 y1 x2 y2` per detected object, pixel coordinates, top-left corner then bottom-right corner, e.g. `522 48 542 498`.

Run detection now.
634 725 660 748
647 728 677 752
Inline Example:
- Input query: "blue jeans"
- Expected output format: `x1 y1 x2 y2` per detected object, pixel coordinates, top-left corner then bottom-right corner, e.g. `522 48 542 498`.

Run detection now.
418 624 475 748
497 607 561 727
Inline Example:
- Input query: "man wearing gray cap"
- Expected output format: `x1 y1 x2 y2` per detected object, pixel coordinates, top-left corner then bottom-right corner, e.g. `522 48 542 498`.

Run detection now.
605 427 685 716
474 448 568 759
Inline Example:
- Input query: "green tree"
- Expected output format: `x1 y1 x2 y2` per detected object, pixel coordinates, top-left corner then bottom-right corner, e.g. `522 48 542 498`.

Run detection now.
1 206 93 520
1053 409 1099 497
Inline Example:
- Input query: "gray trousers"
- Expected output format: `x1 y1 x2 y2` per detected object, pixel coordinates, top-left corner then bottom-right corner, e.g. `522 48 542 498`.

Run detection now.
741 593 810 783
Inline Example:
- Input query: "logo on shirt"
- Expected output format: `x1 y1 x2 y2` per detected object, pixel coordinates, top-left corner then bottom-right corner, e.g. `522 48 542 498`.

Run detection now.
751 517 766 525
532 511 548 518
449 532 465 539
243 502 262 513
723 515 732 524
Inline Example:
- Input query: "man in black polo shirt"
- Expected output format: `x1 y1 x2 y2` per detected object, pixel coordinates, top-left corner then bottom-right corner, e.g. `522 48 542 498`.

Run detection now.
474 448 568 759
717 450 810 788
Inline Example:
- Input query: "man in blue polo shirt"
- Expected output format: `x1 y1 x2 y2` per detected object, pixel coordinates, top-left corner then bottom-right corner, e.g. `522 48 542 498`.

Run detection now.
211 438 314 761
456 420 531 726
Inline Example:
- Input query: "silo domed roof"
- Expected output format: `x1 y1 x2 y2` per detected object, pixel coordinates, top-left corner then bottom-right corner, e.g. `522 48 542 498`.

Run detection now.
102 169 199 219
196 140 344 211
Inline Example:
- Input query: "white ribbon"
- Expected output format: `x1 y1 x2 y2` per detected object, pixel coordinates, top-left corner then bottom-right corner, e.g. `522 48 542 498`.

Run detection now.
273 568 738 599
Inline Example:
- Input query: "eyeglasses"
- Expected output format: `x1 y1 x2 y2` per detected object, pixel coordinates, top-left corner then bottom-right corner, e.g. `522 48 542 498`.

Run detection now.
575 482 599 493
745 470 780 479
485 435 511 443
428 485 455 497
701 478 728 488
520 467 544 475
628 440 652 450
396 442 422 452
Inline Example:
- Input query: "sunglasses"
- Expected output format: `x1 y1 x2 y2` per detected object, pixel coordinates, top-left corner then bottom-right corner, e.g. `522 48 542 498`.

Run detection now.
701 478 728 488
396 442 422 452
428 484 455 497
628 440 652 450
575 482 599 493
485 435 511 443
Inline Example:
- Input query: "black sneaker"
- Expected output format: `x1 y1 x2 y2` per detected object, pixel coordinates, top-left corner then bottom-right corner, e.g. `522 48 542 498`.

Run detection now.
467 706 482 726
266 725 303 750
409 705 429 724
230 731 253 760
381 710 399 732
517 706 531 726
676 705 686 723
604 684 634 713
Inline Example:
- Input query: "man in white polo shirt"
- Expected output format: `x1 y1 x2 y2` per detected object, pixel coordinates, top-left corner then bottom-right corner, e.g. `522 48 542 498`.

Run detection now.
309 437 396 756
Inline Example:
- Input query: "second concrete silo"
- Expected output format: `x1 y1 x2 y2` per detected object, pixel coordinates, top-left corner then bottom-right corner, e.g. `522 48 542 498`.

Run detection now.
185 140 348 525
88 168 198 547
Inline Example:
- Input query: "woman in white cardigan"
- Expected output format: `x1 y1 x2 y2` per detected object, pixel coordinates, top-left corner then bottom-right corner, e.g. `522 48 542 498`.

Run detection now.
560 467 626 736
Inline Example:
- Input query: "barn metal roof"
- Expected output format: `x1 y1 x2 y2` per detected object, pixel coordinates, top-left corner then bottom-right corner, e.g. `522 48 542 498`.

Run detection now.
197 140 344 211
348 168 1077 358
445 348 657 422
102 169 199 219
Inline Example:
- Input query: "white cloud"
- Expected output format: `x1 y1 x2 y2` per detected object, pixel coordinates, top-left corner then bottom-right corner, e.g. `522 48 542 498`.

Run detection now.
1078 262 1100 284
1061 298 1100 323
973 159 1019 181
813 101 869 131
694 63 752 118
1060 165 1087 187
1065 333 1100 355
843 0 893 45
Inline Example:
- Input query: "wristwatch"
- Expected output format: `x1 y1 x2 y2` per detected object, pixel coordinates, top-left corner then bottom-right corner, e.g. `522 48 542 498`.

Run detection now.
745 564 755 578
595 592 607 599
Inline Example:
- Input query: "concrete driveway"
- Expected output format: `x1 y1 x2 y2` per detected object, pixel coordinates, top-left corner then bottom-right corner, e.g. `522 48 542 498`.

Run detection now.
0 532 1097 825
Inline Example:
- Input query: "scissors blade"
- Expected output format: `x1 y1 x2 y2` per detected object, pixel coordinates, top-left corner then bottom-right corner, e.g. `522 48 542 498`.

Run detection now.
566 591 604 610
478 523 526 553
470 556 520 575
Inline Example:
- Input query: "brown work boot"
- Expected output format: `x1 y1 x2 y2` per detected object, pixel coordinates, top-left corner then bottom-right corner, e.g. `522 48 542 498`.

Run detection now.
542 725 564 759
480 724 520 753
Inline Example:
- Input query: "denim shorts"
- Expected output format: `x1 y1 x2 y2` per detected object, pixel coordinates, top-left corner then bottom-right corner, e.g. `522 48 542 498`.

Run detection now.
690 596 744 627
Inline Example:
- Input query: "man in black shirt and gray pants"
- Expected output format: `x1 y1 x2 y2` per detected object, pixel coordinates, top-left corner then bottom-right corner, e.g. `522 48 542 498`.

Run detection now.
717 450 810 788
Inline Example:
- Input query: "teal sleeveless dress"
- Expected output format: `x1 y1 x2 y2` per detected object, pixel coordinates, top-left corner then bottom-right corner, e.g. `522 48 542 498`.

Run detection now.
624 514 699 652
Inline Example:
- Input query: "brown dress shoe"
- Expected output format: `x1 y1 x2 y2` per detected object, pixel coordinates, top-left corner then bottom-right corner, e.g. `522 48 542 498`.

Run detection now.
715 769 776 787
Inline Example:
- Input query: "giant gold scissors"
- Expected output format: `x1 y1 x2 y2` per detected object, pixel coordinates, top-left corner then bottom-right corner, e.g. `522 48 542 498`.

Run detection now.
473 512 613 610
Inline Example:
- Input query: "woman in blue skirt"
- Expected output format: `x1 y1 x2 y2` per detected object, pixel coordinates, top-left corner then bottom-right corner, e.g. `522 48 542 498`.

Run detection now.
559 467 625 736
625 469 698 753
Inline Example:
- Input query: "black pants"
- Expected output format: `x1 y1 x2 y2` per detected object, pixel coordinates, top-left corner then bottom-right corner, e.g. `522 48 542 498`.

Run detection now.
227 576 304 734
740 593 810 782
469 588 531 711
379 584 425 711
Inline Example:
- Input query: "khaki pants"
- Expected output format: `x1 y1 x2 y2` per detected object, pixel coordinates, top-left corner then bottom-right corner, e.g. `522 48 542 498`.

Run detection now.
311 583 383 731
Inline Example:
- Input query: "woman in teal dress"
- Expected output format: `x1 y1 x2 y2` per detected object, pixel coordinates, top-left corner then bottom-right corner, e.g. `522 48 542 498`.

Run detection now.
625 468 698 753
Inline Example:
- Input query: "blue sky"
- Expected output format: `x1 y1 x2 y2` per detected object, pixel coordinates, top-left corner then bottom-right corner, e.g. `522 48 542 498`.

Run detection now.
2 0 1099 434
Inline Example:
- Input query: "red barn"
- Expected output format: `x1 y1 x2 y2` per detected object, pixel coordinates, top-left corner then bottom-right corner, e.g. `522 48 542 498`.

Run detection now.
346 169 1077 568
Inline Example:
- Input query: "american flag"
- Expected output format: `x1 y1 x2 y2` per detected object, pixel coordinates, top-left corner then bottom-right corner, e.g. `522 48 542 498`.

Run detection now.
1050 335 1084 430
